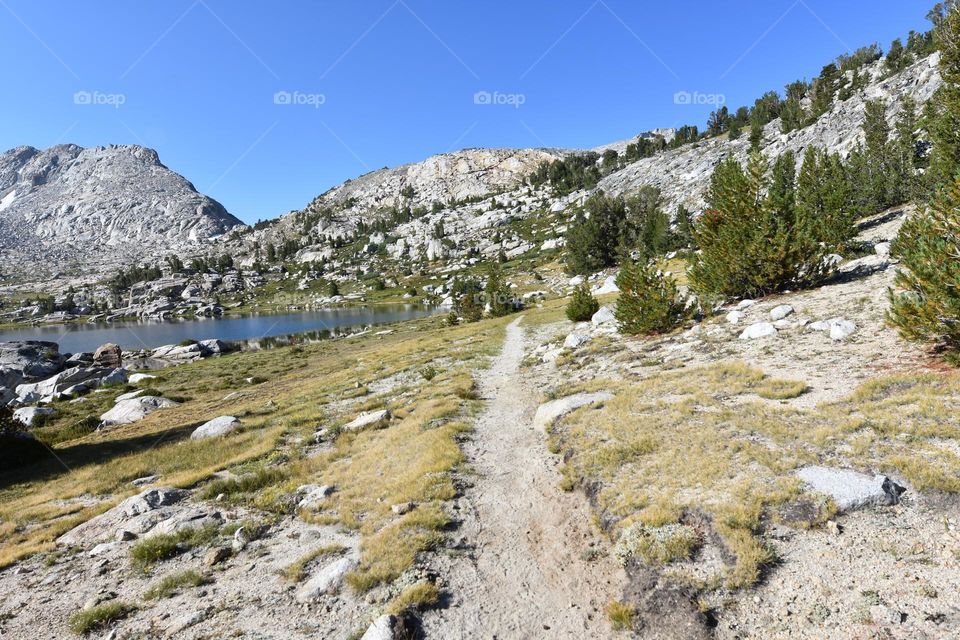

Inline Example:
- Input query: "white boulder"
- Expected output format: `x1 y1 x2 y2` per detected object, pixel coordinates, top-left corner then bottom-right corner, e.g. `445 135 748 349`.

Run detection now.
591 306 616 326
191 416 241 439
295 554 359 602
100 396 179 426
533 392 614 430
769 305 794 321
739 322 777 340
342 409 391 432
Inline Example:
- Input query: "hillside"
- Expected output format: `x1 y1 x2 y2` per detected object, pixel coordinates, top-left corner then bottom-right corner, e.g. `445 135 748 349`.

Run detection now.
0 144 242 279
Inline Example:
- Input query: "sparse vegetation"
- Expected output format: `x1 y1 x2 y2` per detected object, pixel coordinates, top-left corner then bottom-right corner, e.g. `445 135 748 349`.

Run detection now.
68 601 133 635
142 569 211 600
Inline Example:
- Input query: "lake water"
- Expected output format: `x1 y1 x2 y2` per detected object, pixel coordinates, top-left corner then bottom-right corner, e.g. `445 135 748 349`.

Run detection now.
0 306 440 354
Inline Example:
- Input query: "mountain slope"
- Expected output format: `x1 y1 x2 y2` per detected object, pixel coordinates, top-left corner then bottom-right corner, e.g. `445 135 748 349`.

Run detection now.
0 144 242 278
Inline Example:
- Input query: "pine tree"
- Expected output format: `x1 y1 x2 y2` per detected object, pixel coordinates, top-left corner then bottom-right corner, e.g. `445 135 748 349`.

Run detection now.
888 173 960 361
689 151 831 301
749 117 764 152
614 261 689 335
891 95 921 204
797 146 855 251
566 283 600 322
565 194 624 274
927 2 960 189
484 262 513 317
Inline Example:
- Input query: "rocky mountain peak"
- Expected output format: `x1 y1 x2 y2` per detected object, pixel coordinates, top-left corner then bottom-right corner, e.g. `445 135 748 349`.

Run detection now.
0 143 243 279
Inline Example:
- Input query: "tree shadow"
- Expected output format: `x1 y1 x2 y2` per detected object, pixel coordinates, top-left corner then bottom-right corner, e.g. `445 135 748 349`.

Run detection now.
0 422 198 491
856 208 904 232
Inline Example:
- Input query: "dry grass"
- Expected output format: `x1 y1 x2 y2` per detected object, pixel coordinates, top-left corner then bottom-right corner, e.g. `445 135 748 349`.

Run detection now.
142 569 210 600
551 361 960 591
387 580 441 614
281 543 348 582
605 600 637 631
0 312 506 587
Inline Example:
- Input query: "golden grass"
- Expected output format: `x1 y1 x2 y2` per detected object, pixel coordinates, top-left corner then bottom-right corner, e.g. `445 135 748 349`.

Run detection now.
551 361 960 591
387 580 441 614
281 543 348 582
0 312 508 582
605 600 637 631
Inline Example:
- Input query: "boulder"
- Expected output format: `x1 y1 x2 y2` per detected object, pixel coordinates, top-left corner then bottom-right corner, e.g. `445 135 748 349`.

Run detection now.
100 396 179 426
100 368 128 386
148 509 223 537
739 322 777 340
198 339 228 356
190 416 241 440
296 484 335 510
57 487 188 546
533 392 614 430
295 554 359 602
736 300 757 309
0 341 63 379
342 409 391 432
807 317 856 341
16 365 109 400
591 306 616 326
0 366 24 391
592 276 619 295
563 333 591 350
93 344 122 369
13 406 55 426
0 386 12 405
795 466 905 512
769 304 794 321
829 319 856 341
115 389 145 403
726 310 745 324
360 614 417 640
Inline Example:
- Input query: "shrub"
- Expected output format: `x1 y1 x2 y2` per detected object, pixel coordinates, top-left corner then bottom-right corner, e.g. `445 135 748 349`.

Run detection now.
615 262 690 335
178 338 198 347
689 151 831 301
143 569 210 600
566 284 600 322
888 174 960 361
68 602 132 635
605 600 637 631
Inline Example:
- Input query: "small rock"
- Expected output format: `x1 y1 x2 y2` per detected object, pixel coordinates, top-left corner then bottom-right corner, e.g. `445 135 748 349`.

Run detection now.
726 310 746 324
739 322 777 340
190 416 241 440
591 306 616 326
342 409 391 432
829 319 856 341
296 554 359 602
297 484 335 510
115 530 137 542
391 502 416 515
533 392 613 430
127 373 156 384
770 304 794 321
796 466 906 512
737 299 757 309
874 241 891 259
563 333 591 350
232 527 249 552
204 547 231 567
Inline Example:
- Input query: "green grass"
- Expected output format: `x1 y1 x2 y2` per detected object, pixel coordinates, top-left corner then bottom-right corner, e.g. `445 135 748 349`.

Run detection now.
68 602 133 635
129 525 220 570
142 569 210 600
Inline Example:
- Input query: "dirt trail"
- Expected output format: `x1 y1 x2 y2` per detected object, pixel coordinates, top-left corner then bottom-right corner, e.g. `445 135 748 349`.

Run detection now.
423 317 622 639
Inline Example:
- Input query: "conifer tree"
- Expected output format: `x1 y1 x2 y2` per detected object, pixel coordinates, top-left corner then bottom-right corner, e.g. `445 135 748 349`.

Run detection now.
566 283 600 322
615 261 689 335
796 146 855 251
690 152 831 300
888 173 960 360
927 1 960 188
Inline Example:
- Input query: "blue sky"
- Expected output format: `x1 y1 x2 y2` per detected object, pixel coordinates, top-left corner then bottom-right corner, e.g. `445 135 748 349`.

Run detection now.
0 1 932 224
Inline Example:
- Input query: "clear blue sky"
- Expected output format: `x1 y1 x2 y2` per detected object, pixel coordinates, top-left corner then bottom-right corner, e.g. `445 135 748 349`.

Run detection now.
0 1 932 224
